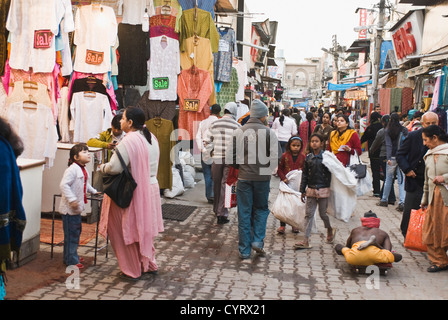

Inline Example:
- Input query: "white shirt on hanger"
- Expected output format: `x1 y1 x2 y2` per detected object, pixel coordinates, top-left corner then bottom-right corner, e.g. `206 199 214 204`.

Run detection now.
70 91 114 143
73 4 118 74
6 0 65 73
233 59 248 102
148 36 180 101
118 0 154 25
3 101 58 166
59 0 75 76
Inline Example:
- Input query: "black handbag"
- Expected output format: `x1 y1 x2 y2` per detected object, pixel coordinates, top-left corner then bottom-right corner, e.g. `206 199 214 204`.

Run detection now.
102 149 137 208
349 153 367 179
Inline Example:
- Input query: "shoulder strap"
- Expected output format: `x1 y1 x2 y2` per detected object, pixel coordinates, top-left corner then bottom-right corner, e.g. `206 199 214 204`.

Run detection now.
115 149 133 179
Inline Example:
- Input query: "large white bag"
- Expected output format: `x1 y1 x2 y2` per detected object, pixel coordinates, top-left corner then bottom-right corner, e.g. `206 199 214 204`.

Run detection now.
163 167 185 198
349 152 373 196
322 151 357 222
270 170 307 231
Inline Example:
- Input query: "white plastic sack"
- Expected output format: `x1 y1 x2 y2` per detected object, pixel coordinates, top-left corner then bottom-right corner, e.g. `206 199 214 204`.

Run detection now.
270 170 307 231
164 167 185 198
322 151 357 222
349 151 373 196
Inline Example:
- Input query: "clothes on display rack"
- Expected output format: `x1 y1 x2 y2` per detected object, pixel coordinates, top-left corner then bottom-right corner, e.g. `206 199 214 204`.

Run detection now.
146 117 176 190
214 27 238 83
177 65 212 140
153 0 183 32
117 23 149 86
0 0 11 77
73 4 118 74
179 7 219 53
178 0 217 19
118 0 154 26
215 67 239 111
70 91 114 143
180 36 216 105
148 35 180 101
136 91 176 121
233 59 248 102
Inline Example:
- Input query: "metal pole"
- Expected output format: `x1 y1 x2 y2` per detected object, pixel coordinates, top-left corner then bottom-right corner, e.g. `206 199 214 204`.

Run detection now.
332 35 340 107
372 0 386 108
237 0 245 59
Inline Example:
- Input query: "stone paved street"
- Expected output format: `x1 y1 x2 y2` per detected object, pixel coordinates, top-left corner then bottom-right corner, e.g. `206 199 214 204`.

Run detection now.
17 154 448 302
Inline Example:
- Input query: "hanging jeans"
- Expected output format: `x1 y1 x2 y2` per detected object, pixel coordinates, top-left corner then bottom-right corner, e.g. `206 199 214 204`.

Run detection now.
236 180 271 258
381 158 405 205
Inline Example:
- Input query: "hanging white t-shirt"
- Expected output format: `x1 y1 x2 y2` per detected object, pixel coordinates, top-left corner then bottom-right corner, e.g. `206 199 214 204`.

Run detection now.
148 36 180 101
4 102 58 166
233 59 248 102
70 91 113 143
59 0 75 76
73 4 118 74
118 0 154 25
6 0 65 73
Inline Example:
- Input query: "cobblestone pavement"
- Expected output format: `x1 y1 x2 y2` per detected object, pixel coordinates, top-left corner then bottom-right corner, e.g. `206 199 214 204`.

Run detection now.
19 156 448 302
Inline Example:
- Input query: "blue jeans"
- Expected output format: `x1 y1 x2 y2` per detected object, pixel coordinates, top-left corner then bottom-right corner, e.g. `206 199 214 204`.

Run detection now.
381 159 405 205
236 180 271 258
62 214 82 265
201 159 214 201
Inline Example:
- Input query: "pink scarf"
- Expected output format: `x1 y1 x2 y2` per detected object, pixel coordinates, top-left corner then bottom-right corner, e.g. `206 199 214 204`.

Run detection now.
361 217 380 228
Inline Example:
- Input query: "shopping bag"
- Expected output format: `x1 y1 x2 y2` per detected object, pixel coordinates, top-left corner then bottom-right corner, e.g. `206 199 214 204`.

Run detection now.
270 170 307 231
349 151 367 179
404 208 427 252
224 167 239 208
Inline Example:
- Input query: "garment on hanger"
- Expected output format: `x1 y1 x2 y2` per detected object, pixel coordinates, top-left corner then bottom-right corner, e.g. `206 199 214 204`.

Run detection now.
146 117 175 190
148 35 180 101
6 81 52 109
117 23 149 86
3 101 58 166
6 0 67 73
215 67 239 113
233 59 248 102
70 91 114 143
179 8 219 53
180 35 216 105
401 87 413 115
153 0 183 31
213 27 237 82
177 66 212 140
177 0 217 19
118 0 154 25
73 4 118 74
69 76 113 107
57 86 71 142
136 91 176 121
0 0 11 76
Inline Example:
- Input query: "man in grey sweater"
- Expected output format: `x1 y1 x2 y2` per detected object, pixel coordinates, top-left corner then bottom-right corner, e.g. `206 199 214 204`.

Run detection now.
230 99 280 259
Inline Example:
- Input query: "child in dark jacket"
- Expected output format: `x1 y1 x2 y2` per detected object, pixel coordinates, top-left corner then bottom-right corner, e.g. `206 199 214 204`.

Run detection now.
294 133 336 249
276 135 306 234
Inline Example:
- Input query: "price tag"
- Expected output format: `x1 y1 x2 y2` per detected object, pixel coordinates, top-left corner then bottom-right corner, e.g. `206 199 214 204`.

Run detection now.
85 50 104 65
184 99 199 112
153 77 169 90
34 30 53 49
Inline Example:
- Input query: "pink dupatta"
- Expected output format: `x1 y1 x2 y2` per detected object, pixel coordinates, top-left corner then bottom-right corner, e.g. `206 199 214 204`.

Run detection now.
99 131 164 260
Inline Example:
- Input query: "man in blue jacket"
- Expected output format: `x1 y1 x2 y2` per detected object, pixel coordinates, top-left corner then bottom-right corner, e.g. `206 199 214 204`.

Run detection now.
396 111 438 238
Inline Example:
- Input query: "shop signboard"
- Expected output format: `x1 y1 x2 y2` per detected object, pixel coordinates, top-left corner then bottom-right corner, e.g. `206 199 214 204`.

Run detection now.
391 10 424 66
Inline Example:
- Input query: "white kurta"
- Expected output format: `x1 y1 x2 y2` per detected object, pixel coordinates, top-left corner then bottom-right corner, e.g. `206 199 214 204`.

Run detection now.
70 91 113 143
118 0 154 25
73 4 118 74
6 0 65 73
148 36 180 101
3 101 58 166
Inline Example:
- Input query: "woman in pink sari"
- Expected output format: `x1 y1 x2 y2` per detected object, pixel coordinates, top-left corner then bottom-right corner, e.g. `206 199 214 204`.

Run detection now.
99 107 164 280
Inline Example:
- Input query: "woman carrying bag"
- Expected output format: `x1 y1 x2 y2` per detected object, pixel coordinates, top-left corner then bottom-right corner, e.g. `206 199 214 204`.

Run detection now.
421 125 448 273
99 107 164 280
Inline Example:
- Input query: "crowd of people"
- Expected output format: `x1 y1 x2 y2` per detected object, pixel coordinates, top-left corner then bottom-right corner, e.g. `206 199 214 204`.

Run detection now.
1 99 448 286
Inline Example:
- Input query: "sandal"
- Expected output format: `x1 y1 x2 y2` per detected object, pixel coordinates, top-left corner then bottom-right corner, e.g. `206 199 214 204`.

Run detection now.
118 272 141 281
326 228 337 243
293 242 312 250
427 265 448 273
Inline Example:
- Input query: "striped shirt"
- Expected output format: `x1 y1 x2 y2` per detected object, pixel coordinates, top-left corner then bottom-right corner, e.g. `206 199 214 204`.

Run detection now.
204 115 241 162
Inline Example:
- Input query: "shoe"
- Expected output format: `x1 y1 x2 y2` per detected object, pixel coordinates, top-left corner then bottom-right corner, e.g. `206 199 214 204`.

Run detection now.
277 226 285 234
396 203 404 212
326 228 337 243
373 193 380 198
376 201 388 207
75 263 84 269
251 245 266 257
207 198 214 204
217 216 230 224
79 257 84 263
293 242 312 249
239 253 251 260
118 271 140 281
292 228 300 233
427 265 448 273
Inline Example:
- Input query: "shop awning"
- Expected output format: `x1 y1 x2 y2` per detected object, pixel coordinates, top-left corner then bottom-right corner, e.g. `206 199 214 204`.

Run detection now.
327 79 372 91
346 39 370 53
405 64 432 79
